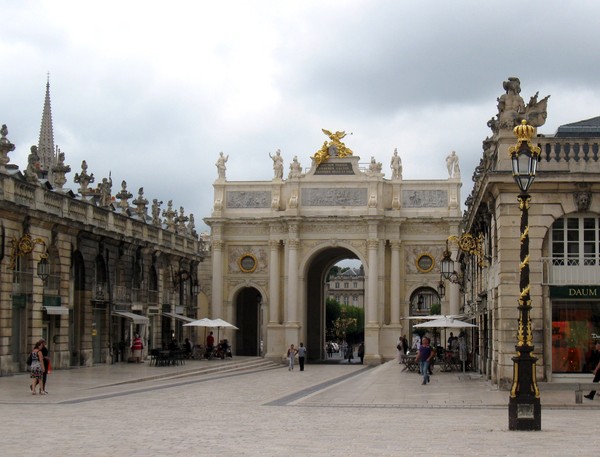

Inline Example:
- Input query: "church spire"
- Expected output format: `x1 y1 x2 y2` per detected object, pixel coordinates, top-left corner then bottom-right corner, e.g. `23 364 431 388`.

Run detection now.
38 73 56 183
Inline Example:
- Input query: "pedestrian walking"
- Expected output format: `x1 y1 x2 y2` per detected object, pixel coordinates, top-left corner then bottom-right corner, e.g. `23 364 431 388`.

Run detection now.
358 343 364 364
347 343 354 363
584 341 600 400
415 337 434 385
326 342 333 358
40 339 50 394
29 340 45 395
287 344 297 371
396 336 404 363
297 342 307 371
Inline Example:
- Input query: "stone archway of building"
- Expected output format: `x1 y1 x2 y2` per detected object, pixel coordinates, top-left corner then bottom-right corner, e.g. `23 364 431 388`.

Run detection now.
234 287 261 356
305 247 362 362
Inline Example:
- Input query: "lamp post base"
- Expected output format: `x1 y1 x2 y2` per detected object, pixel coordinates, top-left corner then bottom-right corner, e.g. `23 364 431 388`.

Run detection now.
508 396 541 431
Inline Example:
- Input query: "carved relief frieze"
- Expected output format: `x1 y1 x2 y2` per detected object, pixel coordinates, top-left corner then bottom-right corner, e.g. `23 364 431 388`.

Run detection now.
228 245 268 274
301 187 368 206
402 190 447 208
226 190 271 208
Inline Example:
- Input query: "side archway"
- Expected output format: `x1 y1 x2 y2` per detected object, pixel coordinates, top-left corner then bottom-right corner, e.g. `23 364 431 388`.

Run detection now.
233 285 264 356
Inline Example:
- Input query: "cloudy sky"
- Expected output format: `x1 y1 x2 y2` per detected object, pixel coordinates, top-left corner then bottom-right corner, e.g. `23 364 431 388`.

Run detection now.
1 0 599 232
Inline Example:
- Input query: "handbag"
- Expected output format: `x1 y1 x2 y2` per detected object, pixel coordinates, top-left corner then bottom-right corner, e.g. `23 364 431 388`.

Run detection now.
26 353 33 366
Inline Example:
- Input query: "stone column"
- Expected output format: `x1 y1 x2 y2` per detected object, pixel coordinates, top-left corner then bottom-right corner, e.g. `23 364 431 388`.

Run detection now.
211 239 224 318
268 239 280 323
390 240 401 324
286 238 299 324
366 238 379 324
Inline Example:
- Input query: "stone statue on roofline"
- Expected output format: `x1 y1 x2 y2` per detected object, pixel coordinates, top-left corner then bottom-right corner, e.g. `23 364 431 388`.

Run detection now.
312 129 353 165
162 200 177 231
115 180 133 212
51 148 71 189
133 187 149 219
24 145 42 184
216 151 228 180
269 149 284 180
390 148 402 180
492 77 550 134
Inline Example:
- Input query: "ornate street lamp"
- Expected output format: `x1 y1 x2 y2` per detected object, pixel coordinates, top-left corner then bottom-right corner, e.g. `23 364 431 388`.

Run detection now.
508 120 541 431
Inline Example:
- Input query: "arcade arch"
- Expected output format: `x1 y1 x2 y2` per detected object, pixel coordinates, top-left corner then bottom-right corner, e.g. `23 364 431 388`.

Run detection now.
303 246 363 361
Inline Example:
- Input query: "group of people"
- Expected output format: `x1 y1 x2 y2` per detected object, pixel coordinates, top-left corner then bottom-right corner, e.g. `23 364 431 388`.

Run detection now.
287 343 307 371
29 339 50 395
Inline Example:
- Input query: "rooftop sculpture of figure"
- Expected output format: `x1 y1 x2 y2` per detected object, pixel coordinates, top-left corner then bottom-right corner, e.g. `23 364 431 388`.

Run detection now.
390 148 402 180
446 151 460 178
216 151 228 179
98 173 113 207
269 149 284 179
289 155 303 179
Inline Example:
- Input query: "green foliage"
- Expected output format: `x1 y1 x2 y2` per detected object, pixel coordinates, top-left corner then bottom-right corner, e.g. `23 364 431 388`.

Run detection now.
325 300 364 344
429 303 441 315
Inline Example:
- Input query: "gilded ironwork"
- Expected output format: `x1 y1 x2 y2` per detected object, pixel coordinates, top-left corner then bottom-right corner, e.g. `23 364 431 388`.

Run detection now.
447 232 486 267
312 129 353 165
508 120 541 157
9 233 48 270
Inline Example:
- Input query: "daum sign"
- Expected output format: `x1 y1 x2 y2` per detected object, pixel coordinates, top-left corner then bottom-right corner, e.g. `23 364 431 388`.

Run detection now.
549 286 600 299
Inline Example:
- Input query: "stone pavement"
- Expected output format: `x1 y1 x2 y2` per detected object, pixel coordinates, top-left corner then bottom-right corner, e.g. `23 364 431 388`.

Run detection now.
0 358 598 456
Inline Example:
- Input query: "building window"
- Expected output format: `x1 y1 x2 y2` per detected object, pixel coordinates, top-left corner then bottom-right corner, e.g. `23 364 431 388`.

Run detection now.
343 296 349 305
344 282 349 289
551 216 600 266
335 282 340 288
353 282 357 288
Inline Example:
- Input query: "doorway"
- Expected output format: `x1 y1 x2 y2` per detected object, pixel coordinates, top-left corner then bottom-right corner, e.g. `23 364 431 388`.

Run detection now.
235 287 261 356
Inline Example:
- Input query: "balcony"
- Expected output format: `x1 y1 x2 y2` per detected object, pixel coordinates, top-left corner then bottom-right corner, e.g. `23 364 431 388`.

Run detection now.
542 257 600 285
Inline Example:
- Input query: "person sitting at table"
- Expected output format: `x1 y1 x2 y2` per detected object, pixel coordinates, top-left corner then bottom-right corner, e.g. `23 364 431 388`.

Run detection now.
207 331 215 351
168 338 179 351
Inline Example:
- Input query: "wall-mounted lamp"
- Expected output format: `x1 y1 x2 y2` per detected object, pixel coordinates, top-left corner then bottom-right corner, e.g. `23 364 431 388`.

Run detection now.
437 280 446 298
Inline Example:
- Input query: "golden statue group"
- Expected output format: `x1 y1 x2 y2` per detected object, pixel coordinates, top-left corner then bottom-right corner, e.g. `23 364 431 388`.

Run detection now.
312 129 353 165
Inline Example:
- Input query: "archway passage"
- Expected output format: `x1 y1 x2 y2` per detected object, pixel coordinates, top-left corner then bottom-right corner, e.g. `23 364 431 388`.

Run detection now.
235 287 261 356
306 247 362 362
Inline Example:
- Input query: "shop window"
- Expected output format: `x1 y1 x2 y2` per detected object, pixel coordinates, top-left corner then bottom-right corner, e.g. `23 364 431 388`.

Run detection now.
552 300 600 373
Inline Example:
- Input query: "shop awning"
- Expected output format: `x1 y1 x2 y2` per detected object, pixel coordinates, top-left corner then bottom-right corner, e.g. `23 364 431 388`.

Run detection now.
162 312 196 323
42 306 70 315
113 311 149 324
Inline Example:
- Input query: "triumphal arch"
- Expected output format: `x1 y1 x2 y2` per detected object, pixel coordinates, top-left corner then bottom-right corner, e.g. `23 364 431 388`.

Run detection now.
204 130 463 363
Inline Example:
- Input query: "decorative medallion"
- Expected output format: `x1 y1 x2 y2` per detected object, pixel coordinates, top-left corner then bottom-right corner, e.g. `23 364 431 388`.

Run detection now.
238 253 257 273
416 253 435 273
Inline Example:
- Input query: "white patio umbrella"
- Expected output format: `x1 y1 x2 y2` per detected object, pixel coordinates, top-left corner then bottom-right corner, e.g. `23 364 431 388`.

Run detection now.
211 318 239 344
183 318 216 327
413 317 477 329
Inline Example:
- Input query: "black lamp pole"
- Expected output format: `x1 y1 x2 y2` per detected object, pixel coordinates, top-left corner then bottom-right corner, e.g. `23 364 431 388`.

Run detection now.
508 120 541 431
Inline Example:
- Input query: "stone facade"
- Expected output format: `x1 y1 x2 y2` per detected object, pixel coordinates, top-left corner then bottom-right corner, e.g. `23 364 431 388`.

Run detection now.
203 138 463 363
0 84 205 376
462 78 600 388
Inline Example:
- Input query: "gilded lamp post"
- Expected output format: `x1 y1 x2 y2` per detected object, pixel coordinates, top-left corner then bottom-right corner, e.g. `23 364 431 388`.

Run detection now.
508 120 541 431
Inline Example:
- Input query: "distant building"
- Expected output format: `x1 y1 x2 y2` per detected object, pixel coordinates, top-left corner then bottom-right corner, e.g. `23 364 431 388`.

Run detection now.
324 266 365 308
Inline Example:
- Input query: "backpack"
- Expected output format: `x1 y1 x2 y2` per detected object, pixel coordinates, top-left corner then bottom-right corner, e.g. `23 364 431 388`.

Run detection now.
26 352 33 366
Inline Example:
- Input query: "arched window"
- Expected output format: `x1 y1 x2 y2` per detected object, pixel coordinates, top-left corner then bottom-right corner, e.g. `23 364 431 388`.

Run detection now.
410 287 440 315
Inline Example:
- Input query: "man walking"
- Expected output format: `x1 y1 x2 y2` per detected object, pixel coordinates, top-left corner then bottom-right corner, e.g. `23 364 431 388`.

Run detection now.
297 343 307 371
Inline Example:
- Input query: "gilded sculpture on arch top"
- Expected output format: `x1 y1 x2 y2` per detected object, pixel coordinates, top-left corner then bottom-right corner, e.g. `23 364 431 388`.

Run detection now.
312 129 353 165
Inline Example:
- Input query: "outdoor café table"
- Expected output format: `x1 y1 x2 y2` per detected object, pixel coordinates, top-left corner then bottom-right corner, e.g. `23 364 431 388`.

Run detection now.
402 353 419 372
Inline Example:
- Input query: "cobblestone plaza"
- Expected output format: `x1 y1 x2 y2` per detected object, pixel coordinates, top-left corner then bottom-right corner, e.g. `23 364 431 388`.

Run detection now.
0 359 597 457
